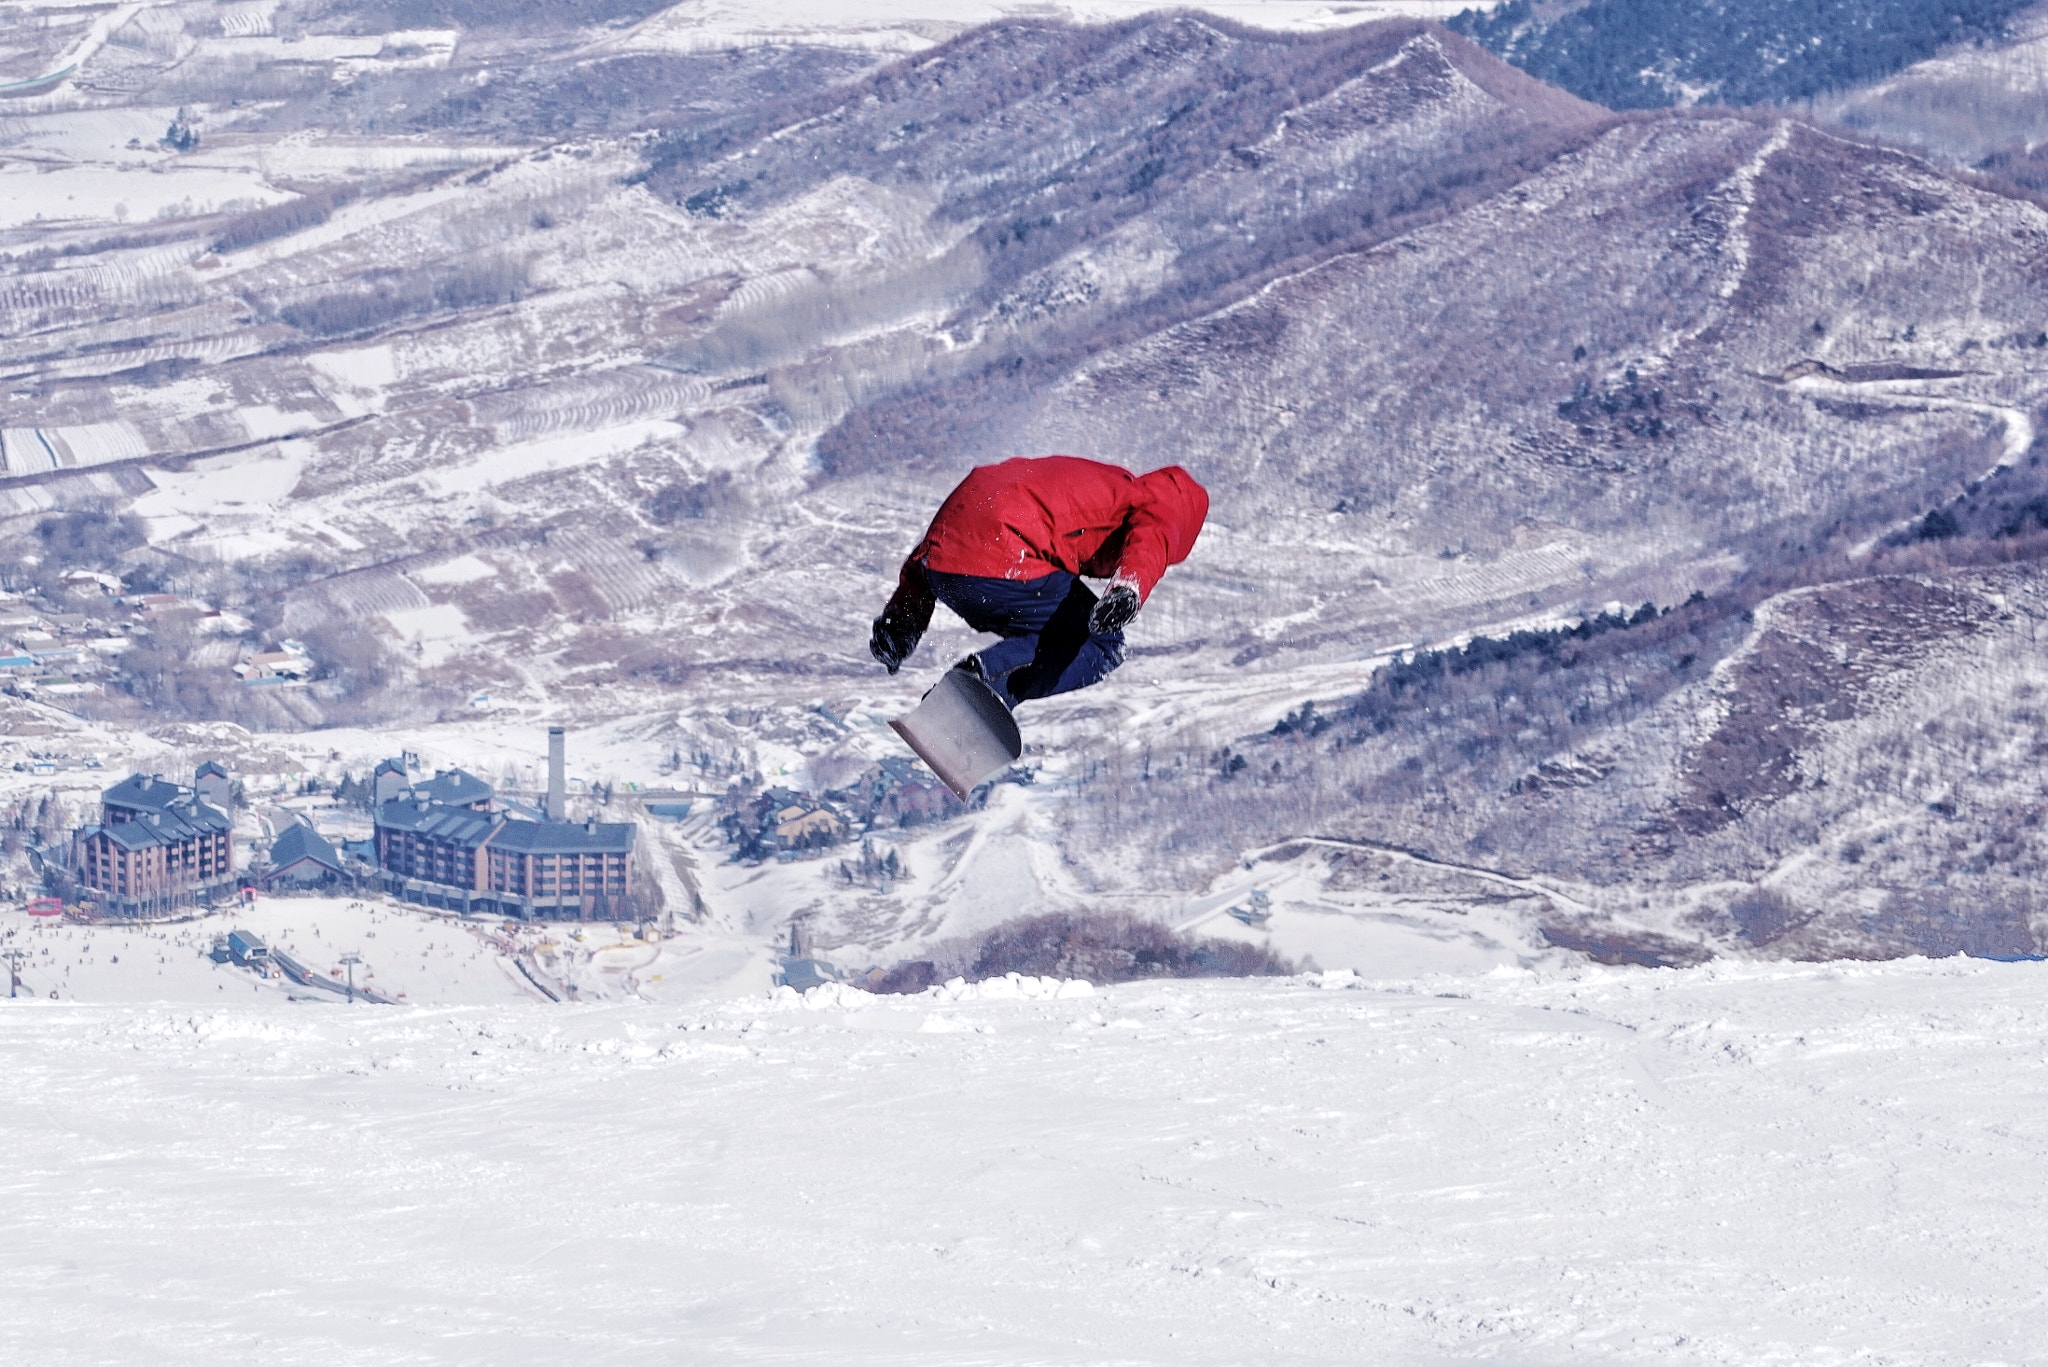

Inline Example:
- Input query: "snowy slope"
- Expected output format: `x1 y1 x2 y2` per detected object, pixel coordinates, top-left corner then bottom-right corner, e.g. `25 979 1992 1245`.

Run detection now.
0 896 789 1007
1813 6 2048 166
597 0 1490 56
0 899 540 1005
8 1 2048 969
3 956 2044 1364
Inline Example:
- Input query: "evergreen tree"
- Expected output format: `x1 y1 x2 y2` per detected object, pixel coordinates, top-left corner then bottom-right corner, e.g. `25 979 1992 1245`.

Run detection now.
1447 0 2035 110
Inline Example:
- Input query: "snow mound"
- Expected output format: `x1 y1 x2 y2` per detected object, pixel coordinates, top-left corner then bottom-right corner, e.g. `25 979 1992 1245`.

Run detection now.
769 972 1096 1011
934 972 1094 1001
770 980 880 1011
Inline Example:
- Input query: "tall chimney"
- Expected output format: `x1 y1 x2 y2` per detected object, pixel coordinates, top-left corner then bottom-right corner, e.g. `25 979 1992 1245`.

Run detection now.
547 727 566 822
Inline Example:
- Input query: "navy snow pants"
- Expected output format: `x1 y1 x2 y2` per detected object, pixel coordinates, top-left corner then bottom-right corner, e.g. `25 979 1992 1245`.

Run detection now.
920 564 1125 709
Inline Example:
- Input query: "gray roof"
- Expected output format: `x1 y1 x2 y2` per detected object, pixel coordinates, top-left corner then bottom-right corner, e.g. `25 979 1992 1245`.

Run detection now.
268 822 342 875
490 818 636 855
195 760 229 780
92 772 231 846
375 796 634 855
377 798 499 844
76 822 132 851
104 772 210 814
82 806 222 853
405 768 492 807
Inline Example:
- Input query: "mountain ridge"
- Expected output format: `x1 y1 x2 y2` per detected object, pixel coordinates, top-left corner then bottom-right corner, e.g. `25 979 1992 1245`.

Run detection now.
6 5 2048 965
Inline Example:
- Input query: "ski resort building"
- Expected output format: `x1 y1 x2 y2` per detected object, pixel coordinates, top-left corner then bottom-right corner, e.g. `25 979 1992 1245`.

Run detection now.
193 759 232 811
72 769 235 918
724 786 854 860
371 739 638 920
372 755 413 805
261 821 347 890
845 757 962 828
404 767 493 810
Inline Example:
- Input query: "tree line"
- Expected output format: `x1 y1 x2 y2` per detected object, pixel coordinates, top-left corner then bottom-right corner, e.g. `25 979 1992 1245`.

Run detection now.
1448 0 2038 110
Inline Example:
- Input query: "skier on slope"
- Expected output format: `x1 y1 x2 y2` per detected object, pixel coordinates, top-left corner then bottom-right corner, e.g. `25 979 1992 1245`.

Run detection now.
868 455 1210 709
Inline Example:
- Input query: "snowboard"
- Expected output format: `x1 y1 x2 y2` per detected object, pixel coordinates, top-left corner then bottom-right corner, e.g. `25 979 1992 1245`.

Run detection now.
890 667 1022 800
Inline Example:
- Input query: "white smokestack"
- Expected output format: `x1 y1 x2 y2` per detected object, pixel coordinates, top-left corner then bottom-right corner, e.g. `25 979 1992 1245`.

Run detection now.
547 726 565 822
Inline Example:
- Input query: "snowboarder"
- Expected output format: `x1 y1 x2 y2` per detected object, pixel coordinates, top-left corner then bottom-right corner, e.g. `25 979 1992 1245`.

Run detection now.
868 455 1210 709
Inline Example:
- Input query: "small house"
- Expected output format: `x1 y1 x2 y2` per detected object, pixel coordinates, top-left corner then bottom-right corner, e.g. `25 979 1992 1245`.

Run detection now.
235 649 313 682
61 569 122 596
263 822 346 889
724 786 852 858
847 757 969 828
773 804 847 848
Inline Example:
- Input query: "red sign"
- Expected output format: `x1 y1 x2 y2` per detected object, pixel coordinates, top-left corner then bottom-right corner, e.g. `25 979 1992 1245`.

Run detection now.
27 897 61 916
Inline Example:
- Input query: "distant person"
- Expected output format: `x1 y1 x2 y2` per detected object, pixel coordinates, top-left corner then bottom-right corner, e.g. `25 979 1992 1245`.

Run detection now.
869 455 1209 708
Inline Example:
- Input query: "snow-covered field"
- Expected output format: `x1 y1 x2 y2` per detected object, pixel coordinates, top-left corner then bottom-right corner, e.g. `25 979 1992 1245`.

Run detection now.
0 897 778 1006
4 954 2044 1364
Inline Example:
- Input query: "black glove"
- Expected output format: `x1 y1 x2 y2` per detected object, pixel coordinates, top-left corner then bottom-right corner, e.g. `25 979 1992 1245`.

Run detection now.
869 607 922 674
1088 583 1139 635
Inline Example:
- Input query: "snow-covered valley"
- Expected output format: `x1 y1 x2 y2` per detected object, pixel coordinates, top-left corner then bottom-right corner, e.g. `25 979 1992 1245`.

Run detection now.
14 4 2048 1356
6 955 2045 1364
11 0 2048 970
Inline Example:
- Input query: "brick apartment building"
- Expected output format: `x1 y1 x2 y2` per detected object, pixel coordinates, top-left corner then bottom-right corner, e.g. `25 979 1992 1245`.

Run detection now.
73 770 235 918
373 754 637 920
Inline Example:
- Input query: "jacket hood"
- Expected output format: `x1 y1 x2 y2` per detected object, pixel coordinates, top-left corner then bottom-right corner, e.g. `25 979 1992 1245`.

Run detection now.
1135 465 1210 567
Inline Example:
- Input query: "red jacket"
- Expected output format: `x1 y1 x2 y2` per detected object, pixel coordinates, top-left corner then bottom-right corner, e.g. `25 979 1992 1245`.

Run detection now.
904 456 1209 603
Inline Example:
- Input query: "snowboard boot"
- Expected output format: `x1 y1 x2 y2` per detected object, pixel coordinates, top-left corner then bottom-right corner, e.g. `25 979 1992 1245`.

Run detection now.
920 653 983 702
935 653 1016 710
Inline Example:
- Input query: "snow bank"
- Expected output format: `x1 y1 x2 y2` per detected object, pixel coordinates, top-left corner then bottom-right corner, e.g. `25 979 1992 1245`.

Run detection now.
929 971 1095 1001
769 979 878 1010
770 972 1095 1011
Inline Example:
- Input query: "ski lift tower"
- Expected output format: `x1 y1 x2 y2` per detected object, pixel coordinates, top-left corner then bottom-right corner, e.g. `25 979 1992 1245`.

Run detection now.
5 949 23 999
339 950 362 1003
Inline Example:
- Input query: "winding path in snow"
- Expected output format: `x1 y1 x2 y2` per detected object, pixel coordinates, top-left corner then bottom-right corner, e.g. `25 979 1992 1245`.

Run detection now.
1165 834 1592 936
1787 370 2041 554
